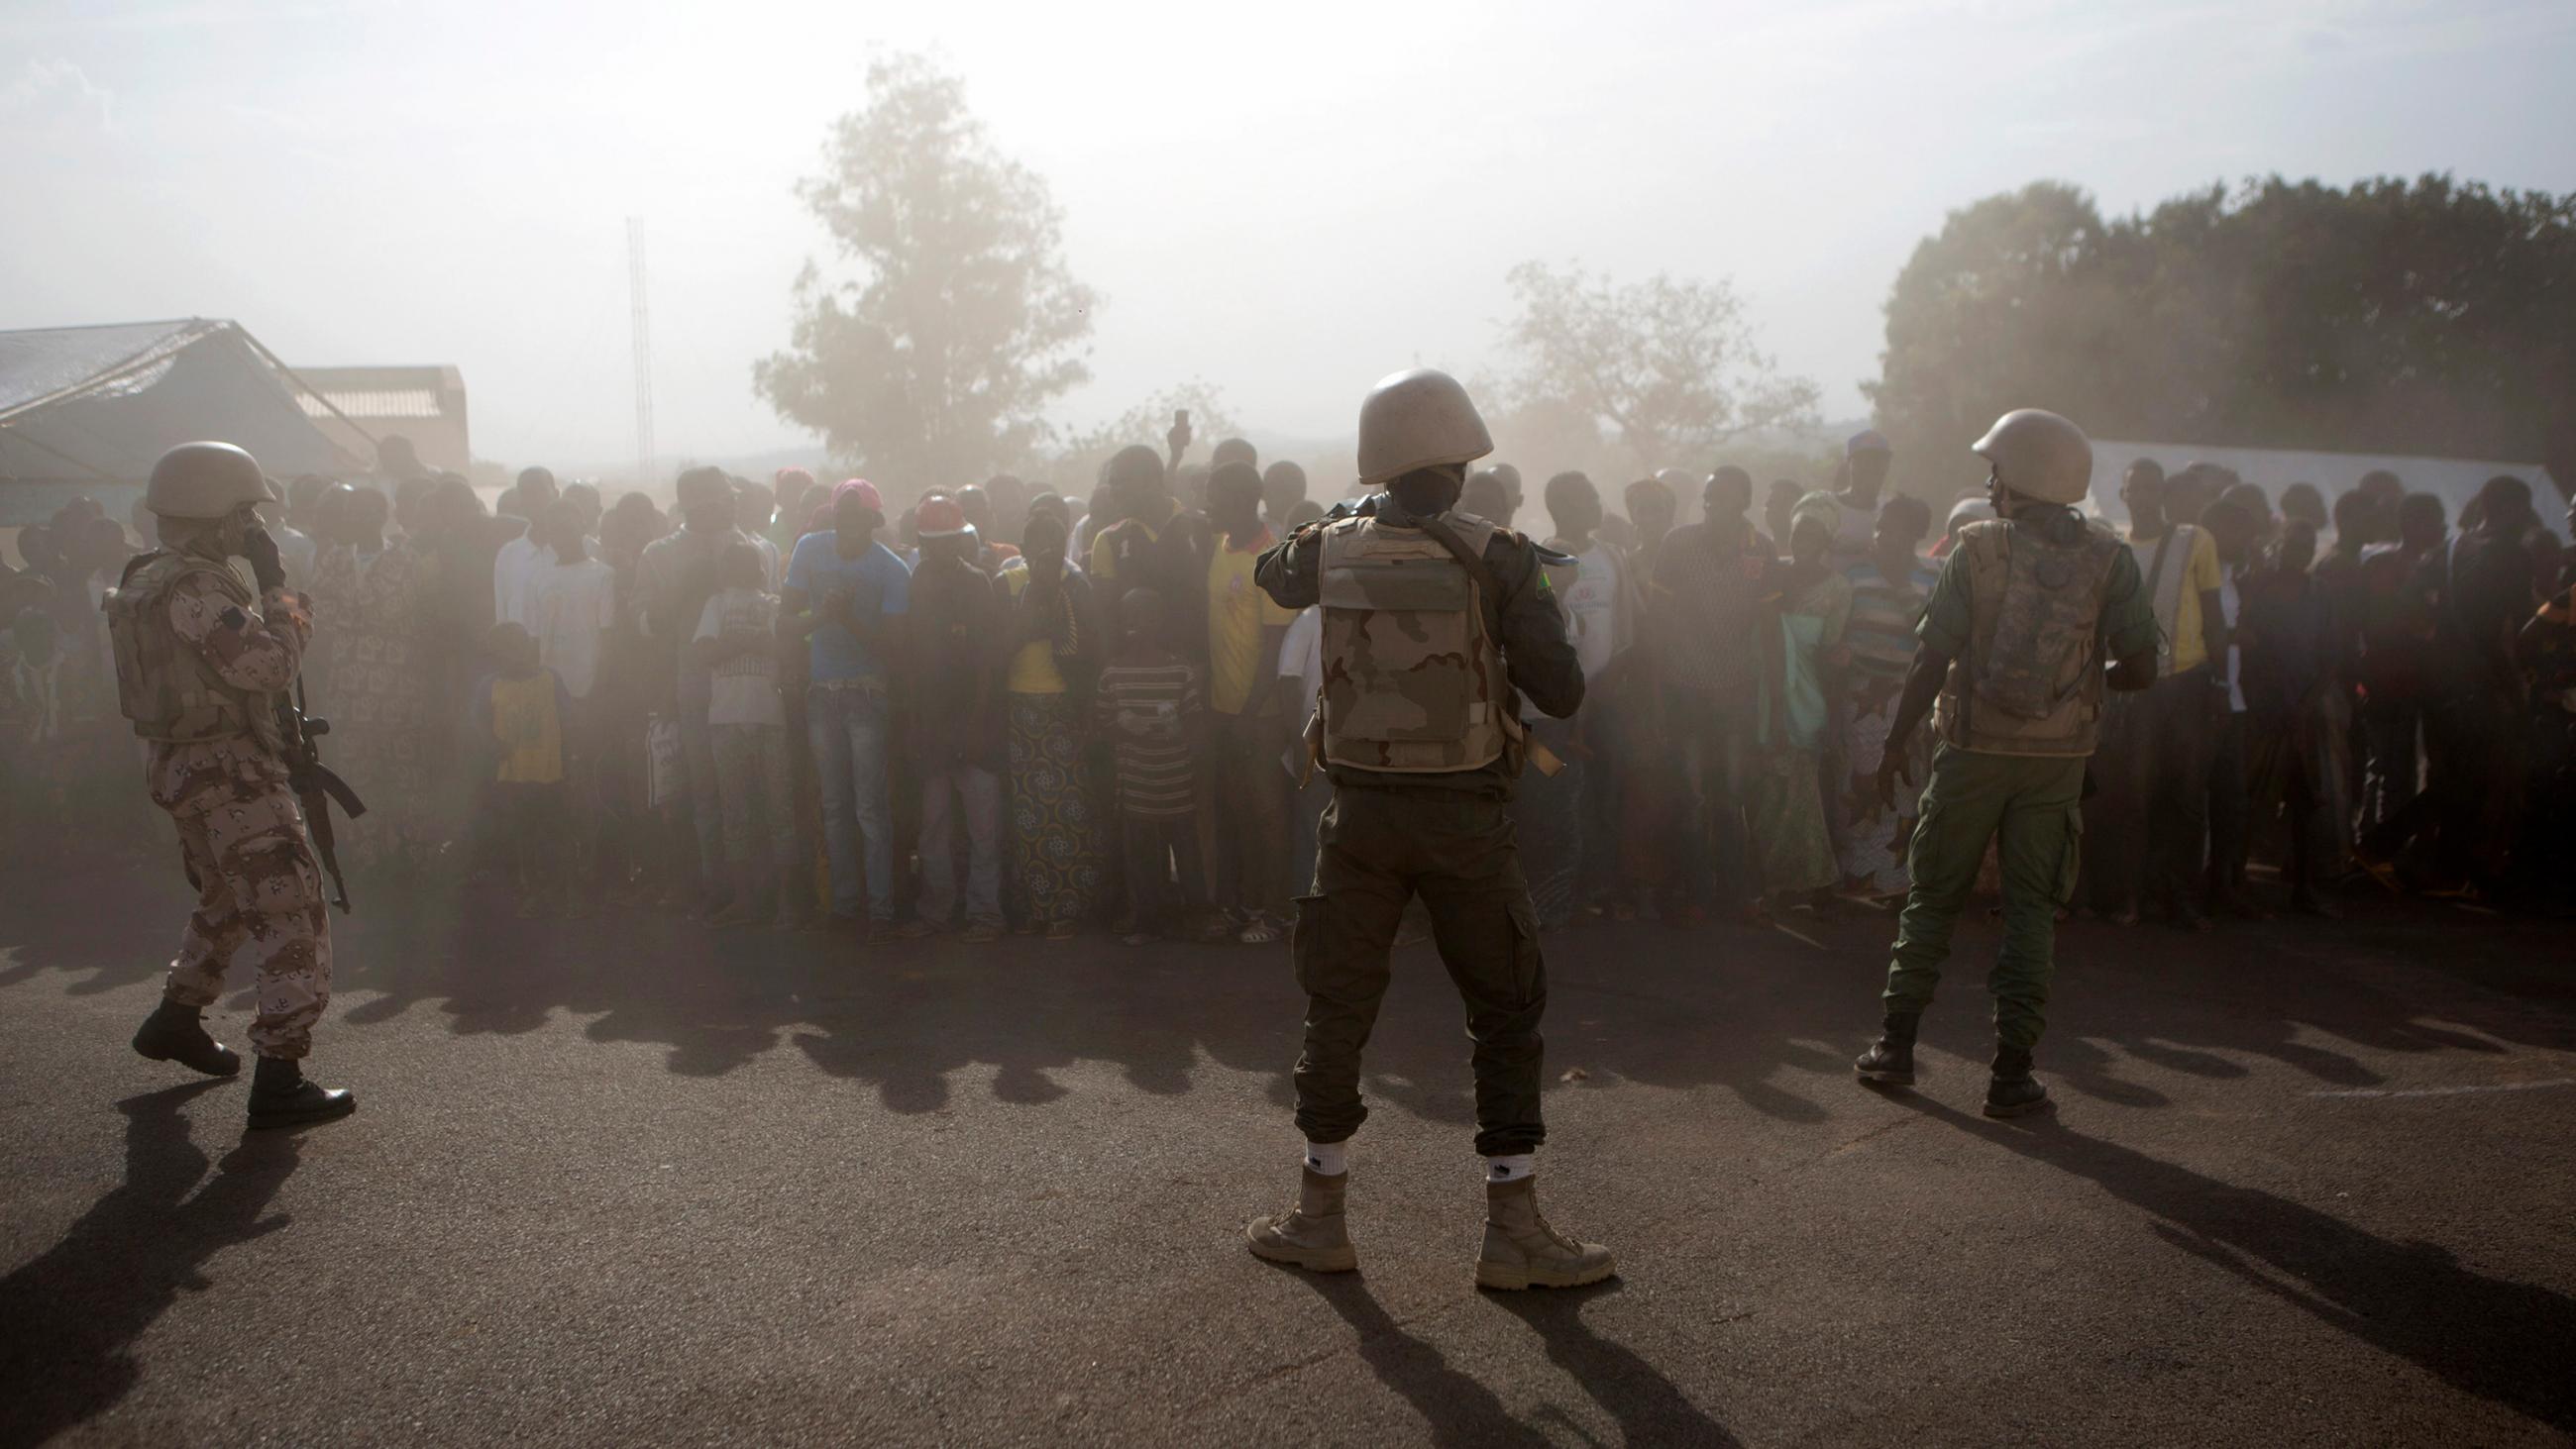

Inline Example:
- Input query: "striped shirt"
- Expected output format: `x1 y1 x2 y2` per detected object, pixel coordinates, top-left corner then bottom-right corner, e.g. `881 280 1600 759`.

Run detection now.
1842 553 1938 686
1095 656 1202 817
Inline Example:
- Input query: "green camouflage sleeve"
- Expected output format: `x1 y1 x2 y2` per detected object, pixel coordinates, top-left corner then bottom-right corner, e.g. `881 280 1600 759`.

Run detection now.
1491 536 1584 718
1254 526 1323 610
1916 551 1974 659
2096 546 2159 660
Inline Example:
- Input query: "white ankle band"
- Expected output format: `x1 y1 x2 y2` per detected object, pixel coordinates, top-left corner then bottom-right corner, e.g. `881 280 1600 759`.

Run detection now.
1484 1153 1535 1184
1304 1141 1348 1177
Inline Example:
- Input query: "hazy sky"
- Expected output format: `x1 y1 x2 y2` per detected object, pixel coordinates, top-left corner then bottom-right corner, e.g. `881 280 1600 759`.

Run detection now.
5 0 2573 475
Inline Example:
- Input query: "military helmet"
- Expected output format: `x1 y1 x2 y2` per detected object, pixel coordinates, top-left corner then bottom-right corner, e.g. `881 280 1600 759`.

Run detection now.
1972 409 2093 506
146 441 277 519
1355 368 1492 485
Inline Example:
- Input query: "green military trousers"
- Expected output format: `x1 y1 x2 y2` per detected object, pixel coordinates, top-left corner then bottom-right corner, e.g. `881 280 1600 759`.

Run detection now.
1292 783 1547 1157
1880 744 2087 1050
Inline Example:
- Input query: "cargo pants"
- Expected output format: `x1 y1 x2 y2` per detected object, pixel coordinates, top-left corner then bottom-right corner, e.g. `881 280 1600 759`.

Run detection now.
1291 784 1546 1157
159 780 333 1060
1880 745 2086 1051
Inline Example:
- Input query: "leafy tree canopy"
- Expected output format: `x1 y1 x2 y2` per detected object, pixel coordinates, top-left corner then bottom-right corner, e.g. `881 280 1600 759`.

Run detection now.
1868 175 2576 499
755 53 1097 494
1499 260 1820 474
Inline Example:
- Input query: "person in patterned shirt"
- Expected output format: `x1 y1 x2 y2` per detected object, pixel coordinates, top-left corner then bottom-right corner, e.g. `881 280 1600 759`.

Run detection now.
117 443 356 1130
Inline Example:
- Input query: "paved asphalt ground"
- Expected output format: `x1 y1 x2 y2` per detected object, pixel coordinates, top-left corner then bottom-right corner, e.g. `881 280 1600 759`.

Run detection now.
2 858 2572 1447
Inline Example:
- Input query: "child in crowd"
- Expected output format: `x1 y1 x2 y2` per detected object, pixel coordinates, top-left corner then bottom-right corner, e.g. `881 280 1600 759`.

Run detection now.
693 543 803 929
473 622 576 919
1094 587 1210 946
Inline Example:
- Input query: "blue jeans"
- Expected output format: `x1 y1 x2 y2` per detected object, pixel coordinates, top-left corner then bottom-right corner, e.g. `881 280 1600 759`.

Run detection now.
916 765 1003 928
809 682 895 920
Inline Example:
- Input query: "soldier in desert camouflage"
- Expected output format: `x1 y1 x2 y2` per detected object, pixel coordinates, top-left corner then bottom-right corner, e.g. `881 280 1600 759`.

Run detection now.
112 442 357 1131
1243 368 1612 1292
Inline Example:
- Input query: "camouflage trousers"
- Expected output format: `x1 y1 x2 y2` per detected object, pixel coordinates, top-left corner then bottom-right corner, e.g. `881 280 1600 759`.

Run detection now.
159 781 333 1060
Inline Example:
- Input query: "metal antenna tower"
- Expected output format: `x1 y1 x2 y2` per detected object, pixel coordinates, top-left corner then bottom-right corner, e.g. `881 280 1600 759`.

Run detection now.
626 216 656 486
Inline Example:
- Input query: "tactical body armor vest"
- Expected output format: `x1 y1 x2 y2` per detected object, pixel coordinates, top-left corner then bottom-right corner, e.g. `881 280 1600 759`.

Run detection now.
1317 512 1510 773
101 551 286 755
1932 516 2124 757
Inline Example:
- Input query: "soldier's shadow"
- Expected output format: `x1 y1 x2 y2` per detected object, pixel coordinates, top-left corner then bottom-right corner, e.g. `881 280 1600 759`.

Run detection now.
1282 1270 1740 1446
1895 1091 2576 1434
0 1082 302 1446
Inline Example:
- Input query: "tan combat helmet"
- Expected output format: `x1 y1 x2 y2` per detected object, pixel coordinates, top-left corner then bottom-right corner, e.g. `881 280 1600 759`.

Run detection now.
1972 409 2093 506
146 441 278 519
1356 368 1493 485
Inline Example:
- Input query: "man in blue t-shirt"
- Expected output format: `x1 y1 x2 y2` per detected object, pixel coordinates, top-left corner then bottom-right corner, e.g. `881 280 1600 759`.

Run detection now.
784 479 912 936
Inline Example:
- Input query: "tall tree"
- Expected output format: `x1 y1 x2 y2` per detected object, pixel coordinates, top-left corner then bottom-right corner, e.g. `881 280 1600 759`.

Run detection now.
1499 260 1820 471
755 54 1098 491
1868 175 2576 499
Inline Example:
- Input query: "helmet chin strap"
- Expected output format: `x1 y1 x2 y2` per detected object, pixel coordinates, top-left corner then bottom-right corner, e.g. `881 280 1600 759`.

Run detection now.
160 512 237 561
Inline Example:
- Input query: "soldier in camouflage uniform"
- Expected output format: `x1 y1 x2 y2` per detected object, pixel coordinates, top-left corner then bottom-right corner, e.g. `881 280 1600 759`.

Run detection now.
1852 410 2161 1116
115 442 356 1130
1243 368 1613 1292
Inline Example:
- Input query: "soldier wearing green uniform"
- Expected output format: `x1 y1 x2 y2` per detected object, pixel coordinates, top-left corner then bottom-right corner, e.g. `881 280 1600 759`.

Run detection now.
1853 409 2161 1116
1242 367 1613 1291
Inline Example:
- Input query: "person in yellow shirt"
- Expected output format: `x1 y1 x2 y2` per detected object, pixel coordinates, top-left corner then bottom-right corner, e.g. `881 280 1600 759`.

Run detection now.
475 622 576 918
2088 459 2230 928
1205 461 1297 943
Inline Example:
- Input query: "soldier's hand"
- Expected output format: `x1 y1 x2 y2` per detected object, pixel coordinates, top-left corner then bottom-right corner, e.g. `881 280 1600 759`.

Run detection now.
1848 771 1880 823
1875 753 1911 811
242 527 287 592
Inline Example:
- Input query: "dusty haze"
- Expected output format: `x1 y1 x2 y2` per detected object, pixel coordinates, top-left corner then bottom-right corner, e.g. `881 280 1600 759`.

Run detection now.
4 0 2572 470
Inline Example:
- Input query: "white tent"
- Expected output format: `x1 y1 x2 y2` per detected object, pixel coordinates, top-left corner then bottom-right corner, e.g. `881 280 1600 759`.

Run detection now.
0 319 369 526
2084 440 2565 540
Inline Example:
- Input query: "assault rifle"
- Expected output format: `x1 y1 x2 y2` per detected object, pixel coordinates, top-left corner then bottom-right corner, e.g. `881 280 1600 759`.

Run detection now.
276 681 366 912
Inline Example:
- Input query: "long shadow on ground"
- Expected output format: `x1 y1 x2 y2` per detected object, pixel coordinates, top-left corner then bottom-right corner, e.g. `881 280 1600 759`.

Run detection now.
7 863 2575 1138
0 1084 302 1447
1898 1092 2576 1436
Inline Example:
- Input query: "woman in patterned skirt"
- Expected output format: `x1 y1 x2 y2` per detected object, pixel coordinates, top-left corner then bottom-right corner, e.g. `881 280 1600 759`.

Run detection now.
996 507 1106 937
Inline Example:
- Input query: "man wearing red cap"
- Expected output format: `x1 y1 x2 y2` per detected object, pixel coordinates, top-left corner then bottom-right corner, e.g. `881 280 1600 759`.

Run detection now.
783 479 912 937
899 493 1009 941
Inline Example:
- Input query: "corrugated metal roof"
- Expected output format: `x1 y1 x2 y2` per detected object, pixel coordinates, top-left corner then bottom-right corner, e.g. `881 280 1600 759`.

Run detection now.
298 388 445 419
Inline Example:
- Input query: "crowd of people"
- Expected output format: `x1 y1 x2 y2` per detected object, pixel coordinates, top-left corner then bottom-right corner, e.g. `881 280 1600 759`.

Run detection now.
5 427 2572 933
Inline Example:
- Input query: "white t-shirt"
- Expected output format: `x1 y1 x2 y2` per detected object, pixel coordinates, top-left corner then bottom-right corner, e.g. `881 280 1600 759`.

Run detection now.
1276 606 1325 777
1828 500 1877 567
492 533 548 627
1279 606 1324 698
523 557 618 700
695 588 785 728
1562 545 1622 681
2217 572 2245 714
273 524 318 584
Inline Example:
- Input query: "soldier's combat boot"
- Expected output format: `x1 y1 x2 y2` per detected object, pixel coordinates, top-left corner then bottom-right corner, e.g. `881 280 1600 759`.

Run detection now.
1984 1044 2052 1118
1474 1178 1615 1291
248 1056 357 1131
1853 1011 1919 1087
1244 1168 1357 1273
132 997 241 1078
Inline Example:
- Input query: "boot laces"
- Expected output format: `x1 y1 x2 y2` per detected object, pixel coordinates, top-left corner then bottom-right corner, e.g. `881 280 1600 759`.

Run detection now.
1529 1210 1582 1255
